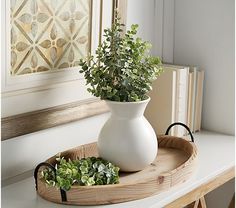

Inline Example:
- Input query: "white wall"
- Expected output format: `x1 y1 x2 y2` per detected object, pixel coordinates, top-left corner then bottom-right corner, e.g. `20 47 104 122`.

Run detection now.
173 0 235 207
126 0 175 60
174 0 235 135
126 0 156 54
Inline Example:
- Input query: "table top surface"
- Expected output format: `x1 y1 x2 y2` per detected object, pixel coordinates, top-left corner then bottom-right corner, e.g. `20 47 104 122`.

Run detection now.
2 131 235 208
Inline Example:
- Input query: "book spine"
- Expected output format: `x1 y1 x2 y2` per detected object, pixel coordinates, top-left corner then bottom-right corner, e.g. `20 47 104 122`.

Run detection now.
174 67 189 136
170 71 177 136
194 70 204 132
186 72 193 132
191 67 198 132
144 69 177 136
174 70 180 136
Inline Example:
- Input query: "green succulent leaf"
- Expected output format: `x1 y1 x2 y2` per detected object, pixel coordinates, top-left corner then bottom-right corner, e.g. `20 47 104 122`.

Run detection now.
40 157 120 191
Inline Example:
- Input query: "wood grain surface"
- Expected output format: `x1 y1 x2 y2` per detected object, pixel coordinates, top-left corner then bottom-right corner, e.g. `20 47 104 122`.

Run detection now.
36 135 198 205
1 99 109 141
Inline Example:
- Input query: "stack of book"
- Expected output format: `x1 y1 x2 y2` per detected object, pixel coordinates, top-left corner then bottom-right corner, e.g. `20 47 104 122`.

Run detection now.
145 64 204 136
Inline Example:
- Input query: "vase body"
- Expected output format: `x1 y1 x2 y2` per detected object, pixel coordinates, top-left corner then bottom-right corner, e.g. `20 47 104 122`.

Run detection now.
98 97 158 172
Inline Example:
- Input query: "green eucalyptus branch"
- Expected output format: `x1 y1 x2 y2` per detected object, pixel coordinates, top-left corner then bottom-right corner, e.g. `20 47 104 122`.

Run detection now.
79 14 163 102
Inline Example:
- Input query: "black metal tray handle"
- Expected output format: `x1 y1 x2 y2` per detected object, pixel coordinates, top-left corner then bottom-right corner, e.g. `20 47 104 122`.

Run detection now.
165 122 195 143
34 122 193 204
34 162 67 202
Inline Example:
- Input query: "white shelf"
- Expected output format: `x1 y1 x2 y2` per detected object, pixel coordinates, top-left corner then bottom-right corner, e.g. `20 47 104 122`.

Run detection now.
2 131 235 208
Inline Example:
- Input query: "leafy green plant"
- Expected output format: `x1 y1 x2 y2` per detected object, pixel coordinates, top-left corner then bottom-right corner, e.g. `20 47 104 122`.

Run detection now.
41 157 120 191
79 15 162 102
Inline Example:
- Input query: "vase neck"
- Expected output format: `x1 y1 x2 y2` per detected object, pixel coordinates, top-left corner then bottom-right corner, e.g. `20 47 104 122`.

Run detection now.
106 99 150 119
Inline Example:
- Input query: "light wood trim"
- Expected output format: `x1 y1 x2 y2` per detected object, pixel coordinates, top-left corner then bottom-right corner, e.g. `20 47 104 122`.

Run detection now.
165 167 235 208
117 0 127 27
88 0 93 56
99 0 103 45
1 99 109 141
112 0 118 23
112 0 127 27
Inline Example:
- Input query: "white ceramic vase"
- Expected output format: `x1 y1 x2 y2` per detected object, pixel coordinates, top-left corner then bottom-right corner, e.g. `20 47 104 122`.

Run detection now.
98 97 158 172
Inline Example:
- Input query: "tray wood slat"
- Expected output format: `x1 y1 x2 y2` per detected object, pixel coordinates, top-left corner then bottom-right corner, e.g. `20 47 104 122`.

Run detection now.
36 135 198 205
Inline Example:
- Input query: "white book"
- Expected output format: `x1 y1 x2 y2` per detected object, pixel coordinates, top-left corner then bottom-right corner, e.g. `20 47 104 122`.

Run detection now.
189 67 198 132
186 72 193 131
187 67 205 133
194 70 204 132
145 69 177 136
163 64 189 136
145 64 190 137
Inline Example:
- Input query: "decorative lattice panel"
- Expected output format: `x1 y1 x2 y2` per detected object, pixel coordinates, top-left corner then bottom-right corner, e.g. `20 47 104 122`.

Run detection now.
10 0 91 75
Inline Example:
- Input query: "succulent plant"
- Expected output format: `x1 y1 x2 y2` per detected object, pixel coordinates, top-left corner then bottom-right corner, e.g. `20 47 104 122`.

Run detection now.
41 156 120 191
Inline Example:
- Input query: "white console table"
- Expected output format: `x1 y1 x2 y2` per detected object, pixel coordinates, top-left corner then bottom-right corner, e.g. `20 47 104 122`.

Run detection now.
2 131 235 208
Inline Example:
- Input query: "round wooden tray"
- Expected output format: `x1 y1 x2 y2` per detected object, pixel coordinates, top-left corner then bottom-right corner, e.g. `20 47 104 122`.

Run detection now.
35 135 197 205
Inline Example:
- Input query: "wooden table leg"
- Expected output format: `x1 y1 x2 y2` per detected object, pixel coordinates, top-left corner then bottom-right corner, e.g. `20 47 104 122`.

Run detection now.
186 197 206 208
199 197 207 208
228 194 235 208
